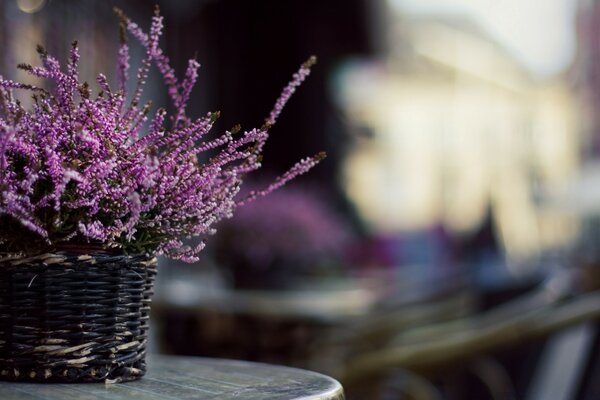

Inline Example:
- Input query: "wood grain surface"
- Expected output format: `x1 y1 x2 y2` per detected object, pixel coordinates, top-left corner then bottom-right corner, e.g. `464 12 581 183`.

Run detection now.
0 354 344 399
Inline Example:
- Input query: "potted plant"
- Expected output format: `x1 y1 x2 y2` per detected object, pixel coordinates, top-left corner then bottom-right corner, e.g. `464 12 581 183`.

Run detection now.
212 184 350 289
0 7 322 383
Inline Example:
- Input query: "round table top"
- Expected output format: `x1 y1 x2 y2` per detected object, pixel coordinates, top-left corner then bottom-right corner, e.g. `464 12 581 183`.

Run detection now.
0 354 344 400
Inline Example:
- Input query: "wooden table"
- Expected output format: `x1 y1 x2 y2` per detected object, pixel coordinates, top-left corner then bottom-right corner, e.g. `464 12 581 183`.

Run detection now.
0 354 344 400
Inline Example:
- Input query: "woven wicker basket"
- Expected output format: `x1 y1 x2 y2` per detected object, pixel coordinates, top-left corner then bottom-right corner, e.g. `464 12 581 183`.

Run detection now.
0 249 157 383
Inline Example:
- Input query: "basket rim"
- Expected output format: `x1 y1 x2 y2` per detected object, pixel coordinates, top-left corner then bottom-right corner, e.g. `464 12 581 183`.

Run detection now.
0 248 156 266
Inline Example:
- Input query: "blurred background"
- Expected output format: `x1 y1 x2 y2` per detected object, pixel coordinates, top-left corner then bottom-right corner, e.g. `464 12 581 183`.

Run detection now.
5 0 600 398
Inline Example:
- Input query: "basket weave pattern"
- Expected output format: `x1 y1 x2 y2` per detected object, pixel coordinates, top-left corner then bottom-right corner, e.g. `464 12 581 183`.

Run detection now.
0 252 157 383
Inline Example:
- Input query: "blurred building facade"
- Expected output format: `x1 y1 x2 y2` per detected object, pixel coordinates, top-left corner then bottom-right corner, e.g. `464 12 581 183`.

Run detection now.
336 4 580 264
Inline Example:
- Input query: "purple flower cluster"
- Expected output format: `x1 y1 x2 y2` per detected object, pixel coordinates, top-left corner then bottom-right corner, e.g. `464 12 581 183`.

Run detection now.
214 185 350 269
0 8 323 262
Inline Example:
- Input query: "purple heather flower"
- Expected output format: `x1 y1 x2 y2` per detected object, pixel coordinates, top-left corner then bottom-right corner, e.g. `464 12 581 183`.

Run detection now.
0 8 323 261
214 184 350 269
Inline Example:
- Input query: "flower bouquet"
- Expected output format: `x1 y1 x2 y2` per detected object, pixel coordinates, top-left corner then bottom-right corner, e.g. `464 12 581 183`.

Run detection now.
0 7 322 383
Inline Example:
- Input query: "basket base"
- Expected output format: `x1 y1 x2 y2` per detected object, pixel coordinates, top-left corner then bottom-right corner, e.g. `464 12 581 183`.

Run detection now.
0 360 147 383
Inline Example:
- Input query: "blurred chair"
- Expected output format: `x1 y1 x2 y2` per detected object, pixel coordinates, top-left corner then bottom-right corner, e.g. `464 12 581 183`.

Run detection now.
317 268 600 399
